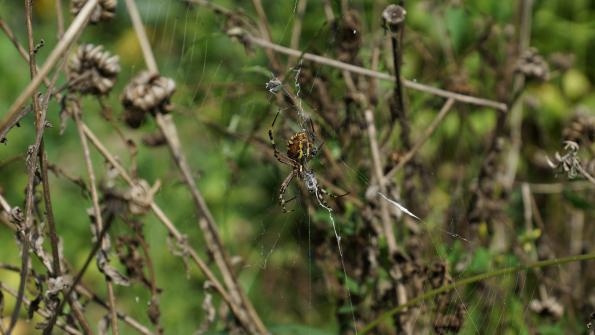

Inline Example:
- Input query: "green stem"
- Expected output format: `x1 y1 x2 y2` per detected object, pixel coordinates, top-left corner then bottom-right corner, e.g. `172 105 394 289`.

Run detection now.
360 253 595 334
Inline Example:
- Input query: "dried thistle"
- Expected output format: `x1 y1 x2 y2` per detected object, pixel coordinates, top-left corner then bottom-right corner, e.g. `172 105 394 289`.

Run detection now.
382 4 406 34
68 44 120 95
547 141 583 179
121 71 176 128
71 0 117 23
563 111 595 146
515 47 550 81
334 10 362 63
123 179 160 215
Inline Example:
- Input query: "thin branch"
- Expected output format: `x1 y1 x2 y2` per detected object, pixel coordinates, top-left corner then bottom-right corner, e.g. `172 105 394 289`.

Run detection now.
364 110 395 253
0 283 82 335
289 0 308 64
239 33 507 111
0 200 153 335
0 0 98 138
73 108 119 335
386 98 455 179
80 123 234 310
43 217 115 335
124 0 158 73
55 0 65 38
251 0 281 72
7 1 47 331
123 1 267 332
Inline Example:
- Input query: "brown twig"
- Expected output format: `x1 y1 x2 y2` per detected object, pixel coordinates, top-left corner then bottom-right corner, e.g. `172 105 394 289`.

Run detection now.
55 0 64 38
386 98 456 180
289 0 308 65
251 0 281 72
7 2 49 332
364 110 395 252
23 2 92 332
73 107 119 335
0 283 82 335
239 33 507 111
80 122 234 311
123 0 267 332
43 216 115 335
0 195 155 335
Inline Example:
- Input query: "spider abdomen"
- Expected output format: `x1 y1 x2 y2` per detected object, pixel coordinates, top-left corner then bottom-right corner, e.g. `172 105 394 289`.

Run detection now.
286 131 312 163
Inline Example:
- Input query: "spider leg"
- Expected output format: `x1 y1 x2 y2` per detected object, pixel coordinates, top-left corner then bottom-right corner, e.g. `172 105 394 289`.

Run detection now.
279 170 297 213
268 112 295 166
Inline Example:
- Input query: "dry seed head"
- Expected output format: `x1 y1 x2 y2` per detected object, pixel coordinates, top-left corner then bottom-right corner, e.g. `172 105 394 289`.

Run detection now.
71 0 117 23
515 47 550 81
121 71 176 128
562 111 595 145
68 44 120 95
382 4 406 32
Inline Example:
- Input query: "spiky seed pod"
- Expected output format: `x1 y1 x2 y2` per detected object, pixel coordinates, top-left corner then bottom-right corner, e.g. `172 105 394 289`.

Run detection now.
68 44 120 95
515 47 550 81
121 71 176 128
71 0 117 23
382 4 406 33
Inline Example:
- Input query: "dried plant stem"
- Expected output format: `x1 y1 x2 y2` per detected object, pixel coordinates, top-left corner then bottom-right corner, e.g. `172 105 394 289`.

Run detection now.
73 110 119 335
364 110 395 252
80 123 234 310
43 216 115 335
389 32 410 148
0 201 153 335
124 1 267 332
251 0 281 72
55 0 65 38
289 0 308 64
240 33 507 111
386 98 455 179
361 253 595 334
155 114 267 334
0 215 153 335
7 2 47 332
0 283 82 335
0 0 97 137
124 0 158 73
24 2 92 333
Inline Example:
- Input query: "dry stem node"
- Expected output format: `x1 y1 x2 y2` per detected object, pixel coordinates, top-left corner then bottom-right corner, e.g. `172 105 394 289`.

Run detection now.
68 44 120 95
124 179 161 215
515 47 550 81
382 4 406 33
71 0 117 23
121 71 176 128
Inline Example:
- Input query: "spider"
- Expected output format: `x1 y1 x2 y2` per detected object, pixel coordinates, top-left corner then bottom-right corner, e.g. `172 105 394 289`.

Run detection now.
268 112 330 212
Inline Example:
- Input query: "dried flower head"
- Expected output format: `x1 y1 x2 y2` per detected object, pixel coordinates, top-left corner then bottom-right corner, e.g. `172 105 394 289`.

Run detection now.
335 10 362 63
529 296 564 319
124 179 160 215
547 141 583 179
68 44 120 95
382 4 406 33
515 47 550 81
121 71 176 128
563 110 595 145
71 0 117 23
